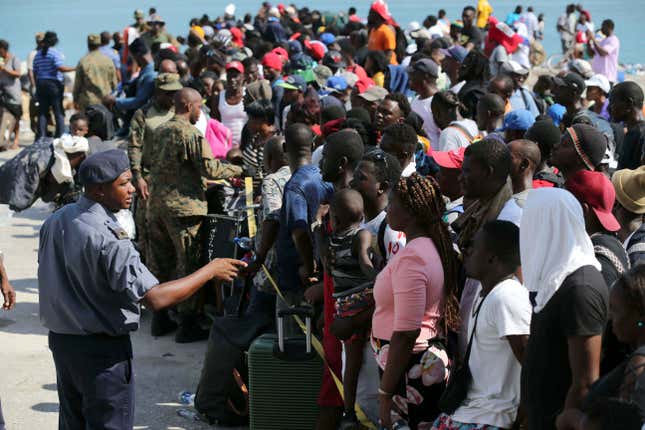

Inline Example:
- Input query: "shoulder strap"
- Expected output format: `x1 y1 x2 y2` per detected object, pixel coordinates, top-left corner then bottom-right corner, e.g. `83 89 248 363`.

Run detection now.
448 123 480 144
377 218 388 259
463 293 487 364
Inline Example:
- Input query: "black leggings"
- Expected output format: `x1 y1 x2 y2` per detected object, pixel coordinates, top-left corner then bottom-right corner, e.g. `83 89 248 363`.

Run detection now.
36 79 65 138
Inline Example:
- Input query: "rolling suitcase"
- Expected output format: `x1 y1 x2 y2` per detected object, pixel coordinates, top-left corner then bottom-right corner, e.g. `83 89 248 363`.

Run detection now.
248 306 323 430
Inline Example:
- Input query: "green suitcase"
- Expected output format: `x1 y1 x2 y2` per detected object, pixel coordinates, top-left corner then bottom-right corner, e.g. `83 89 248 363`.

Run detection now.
248 307 323 430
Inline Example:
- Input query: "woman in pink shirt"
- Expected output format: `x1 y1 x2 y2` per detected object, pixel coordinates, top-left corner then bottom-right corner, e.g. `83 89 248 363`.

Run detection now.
372 173 460 429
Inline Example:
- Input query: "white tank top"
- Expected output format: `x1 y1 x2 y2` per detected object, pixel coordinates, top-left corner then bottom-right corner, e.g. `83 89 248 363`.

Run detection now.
218 90 247 148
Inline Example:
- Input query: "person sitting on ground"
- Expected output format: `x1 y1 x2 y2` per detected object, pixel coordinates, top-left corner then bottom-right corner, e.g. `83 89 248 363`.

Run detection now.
550 123 607 182
520 188 609 430
524 118 565 188
0 134 89 211
556 265 645 427
508 139 541 208
327 188 378 429
433 220 531 430
379 122 418 177
432 90 480 151
503 109 535 143
373 173 460 429
475 93 505 139
609 81 645 170
612 166 645 267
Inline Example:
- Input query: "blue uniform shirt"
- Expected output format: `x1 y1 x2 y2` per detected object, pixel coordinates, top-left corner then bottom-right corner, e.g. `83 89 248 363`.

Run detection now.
38 196 158 336
276 165 333 291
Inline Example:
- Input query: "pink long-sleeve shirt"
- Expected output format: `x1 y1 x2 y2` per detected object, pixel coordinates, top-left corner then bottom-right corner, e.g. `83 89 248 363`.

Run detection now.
372 237 445 352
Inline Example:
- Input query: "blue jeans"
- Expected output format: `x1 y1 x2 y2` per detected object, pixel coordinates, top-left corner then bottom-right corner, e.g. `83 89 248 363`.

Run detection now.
36 79 65 138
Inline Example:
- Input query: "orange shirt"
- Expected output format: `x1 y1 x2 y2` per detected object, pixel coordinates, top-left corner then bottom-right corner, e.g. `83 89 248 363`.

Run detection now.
368 24 398 65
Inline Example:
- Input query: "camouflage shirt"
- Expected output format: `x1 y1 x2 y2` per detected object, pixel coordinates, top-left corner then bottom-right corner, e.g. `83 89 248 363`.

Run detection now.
149 115 243 217
140 31 178 50
128 102 174 180
72 50 117 112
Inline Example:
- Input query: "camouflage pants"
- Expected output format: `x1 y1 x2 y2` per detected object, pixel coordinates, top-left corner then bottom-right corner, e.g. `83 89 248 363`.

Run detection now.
147 213 203 316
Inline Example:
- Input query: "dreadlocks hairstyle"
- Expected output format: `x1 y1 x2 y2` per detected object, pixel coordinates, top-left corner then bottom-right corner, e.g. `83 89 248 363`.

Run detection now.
394 172 460 332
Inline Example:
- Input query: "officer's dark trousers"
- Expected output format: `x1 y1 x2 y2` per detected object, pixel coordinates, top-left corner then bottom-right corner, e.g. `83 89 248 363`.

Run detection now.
48 332 134 430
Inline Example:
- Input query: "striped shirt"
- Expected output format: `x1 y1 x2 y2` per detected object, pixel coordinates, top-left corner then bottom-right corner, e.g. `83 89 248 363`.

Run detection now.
33 48 64 82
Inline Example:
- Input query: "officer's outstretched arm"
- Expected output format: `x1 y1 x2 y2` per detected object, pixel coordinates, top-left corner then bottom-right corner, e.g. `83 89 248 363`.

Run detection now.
142 258 246 311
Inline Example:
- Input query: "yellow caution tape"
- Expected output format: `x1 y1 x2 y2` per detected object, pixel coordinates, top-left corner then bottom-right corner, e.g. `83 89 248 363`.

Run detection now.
244 177 257 238
261 265 376 429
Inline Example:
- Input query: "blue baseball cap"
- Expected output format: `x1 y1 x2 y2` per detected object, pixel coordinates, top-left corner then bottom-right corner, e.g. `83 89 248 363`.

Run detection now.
320 32 336 46
326 76 348 93
441 45 468 63
503 110 536 131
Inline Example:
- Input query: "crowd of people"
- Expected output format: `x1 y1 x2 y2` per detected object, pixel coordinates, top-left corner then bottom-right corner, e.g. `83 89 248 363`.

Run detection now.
1 1 645 429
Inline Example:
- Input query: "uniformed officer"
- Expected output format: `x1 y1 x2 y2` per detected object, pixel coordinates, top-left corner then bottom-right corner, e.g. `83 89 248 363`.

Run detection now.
38 149 246 430
128 72 180 260
72 34 118 113
148 87 243 343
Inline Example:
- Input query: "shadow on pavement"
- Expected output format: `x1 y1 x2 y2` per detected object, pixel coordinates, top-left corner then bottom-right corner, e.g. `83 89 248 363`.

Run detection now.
31 402 59 413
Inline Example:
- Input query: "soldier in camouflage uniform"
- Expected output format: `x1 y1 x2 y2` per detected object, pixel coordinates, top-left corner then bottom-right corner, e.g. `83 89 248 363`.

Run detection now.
128 72 181 263
72 34 117 113
140 14 179 51
148 87 243 342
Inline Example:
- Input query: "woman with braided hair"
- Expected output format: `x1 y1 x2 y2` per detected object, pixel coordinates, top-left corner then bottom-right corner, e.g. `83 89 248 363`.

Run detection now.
372 172 460 430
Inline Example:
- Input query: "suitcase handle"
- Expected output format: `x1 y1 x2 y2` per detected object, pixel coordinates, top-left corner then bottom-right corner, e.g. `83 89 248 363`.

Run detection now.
277 305 314 354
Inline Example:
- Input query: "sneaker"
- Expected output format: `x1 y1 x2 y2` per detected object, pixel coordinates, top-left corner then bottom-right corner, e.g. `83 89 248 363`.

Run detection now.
338 410 359 430
178 391 195 406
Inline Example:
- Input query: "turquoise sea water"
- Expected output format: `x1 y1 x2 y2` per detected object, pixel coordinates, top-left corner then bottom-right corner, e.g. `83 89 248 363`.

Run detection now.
2 0 644 66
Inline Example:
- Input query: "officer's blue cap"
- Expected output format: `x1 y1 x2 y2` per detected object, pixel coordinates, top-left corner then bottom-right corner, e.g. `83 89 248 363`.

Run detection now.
79 149 130 185
503 109 536 132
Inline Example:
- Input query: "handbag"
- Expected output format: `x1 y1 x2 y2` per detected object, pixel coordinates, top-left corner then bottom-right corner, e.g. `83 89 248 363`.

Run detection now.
438 293 487 414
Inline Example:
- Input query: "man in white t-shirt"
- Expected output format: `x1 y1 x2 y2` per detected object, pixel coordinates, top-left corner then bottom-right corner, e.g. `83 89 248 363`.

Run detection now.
433 220 531 430
408 59 442 149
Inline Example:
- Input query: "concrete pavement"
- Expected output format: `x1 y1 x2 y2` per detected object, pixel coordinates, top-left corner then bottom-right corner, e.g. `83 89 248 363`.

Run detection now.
0 146 242 430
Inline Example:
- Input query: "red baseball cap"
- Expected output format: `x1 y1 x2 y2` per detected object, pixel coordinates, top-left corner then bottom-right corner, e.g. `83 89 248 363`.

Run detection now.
304 40 326 61
226 61 245 74
565 169 620 232
432 147 466 169
261 52 283 71
272 46 289 61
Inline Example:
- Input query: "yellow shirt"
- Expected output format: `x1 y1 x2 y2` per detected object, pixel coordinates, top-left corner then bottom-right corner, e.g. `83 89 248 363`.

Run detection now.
476 0 493 28
373 72 385 88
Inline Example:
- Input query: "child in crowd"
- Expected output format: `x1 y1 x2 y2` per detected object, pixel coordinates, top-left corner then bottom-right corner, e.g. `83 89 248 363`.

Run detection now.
328 188 378 429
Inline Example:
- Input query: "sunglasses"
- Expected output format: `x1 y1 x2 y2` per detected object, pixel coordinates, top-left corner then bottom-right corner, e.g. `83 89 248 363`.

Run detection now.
367 149 389 172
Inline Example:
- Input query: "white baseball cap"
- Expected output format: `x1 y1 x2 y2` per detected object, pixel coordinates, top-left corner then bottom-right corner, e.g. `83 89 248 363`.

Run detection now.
585 74 611 94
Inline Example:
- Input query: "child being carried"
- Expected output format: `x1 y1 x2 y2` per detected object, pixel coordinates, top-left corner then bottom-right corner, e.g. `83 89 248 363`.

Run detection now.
328 189 378 428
